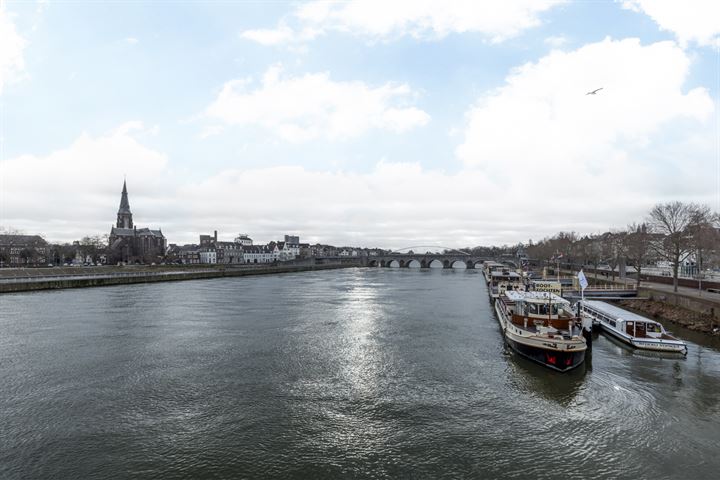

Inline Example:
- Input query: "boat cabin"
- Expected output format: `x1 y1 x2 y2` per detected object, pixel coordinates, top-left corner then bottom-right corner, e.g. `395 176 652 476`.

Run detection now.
501 291 580 334
581 301 674 340
483 261 506 282
489 270 523 297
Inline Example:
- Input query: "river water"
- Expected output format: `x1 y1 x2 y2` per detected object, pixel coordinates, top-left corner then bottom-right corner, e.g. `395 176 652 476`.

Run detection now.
1 268 718 479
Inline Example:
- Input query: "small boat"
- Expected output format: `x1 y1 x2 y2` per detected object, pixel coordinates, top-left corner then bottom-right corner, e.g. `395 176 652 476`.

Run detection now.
488 269 524 299
580 300 687 355
495 291 587 372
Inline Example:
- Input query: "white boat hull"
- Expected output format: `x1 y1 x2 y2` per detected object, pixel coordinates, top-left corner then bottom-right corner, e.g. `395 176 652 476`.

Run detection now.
597 322 687 354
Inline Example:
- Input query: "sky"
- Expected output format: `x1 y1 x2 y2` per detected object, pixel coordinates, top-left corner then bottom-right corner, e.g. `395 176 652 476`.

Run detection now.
1 0 719 249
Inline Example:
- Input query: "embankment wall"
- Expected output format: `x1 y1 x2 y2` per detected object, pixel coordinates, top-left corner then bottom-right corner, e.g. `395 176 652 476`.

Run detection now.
0 263 362 294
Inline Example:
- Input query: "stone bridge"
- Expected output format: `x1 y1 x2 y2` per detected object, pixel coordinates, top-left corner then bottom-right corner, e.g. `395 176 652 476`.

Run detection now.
367 254 488 269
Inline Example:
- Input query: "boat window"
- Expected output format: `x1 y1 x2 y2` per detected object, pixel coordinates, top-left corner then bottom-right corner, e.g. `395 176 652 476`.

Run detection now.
536 304 559 316
646 323 660 333
608 320 616 327
527 303 538 315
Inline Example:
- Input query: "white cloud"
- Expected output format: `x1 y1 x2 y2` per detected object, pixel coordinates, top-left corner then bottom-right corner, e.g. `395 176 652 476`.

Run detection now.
456 37 715 215
2 117 715 246
457 38 713 167
0 123 169 239
173 155 712 248
241 0 566 46
124 37 139 45
240 22 320 46
623 0 720 47
198 125 224 139
544 35 568 48
176 162 512 247
204 65 430 142
0 6 26 92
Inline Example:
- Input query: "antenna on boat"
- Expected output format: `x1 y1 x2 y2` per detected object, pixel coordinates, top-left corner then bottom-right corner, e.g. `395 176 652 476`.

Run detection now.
547 291 552 324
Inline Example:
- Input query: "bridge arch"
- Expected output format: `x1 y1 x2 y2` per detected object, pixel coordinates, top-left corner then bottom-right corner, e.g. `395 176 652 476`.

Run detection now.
469 259 484 269
407 259 421 268
444 259 467 269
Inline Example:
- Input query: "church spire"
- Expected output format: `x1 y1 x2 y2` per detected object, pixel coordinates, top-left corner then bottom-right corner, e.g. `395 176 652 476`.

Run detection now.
116 179 133 228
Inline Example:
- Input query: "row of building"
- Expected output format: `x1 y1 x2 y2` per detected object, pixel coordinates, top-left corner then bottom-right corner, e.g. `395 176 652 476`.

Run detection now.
167 231 383 265
167 232 300 265
0 180 385 267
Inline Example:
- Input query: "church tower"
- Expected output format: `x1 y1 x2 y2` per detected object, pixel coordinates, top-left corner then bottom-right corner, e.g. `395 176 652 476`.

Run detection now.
116 180 134 229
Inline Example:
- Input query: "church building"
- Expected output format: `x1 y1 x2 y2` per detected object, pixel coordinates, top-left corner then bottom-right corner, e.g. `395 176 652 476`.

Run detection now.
108 180 166 264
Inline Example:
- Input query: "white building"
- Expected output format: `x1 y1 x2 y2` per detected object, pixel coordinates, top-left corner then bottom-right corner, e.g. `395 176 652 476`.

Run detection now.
199 250 217 264
235 234 253 246
276 241 298 261
242 245 276 263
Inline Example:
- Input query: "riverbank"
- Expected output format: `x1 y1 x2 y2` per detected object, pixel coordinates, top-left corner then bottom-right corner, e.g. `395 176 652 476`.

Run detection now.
0 261 362 293
558 268 720 336
614 298 719 336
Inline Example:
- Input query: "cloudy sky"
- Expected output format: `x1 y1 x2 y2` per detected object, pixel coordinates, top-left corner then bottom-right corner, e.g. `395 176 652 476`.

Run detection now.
1 0 718 248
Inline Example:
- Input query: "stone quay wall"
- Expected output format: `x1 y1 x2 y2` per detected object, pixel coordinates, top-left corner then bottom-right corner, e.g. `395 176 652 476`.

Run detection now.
0 262 363 294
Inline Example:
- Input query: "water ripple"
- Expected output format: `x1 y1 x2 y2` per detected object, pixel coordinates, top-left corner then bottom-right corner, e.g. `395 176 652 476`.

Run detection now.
0 269 718 479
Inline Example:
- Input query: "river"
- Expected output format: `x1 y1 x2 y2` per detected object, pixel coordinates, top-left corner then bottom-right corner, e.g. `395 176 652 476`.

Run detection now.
1 268 718 479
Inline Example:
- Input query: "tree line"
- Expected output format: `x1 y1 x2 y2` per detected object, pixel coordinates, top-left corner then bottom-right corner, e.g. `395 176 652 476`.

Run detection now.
468 202 719 292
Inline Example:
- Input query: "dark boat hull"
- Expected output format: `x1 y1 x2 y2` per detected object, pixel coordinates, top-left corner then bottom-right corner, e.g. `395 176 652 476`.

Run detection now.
505 336 585 372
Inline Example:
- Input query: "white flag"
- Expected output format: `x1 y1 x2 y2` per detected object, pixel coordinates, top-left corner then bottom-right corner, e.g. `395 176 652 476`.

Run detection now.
578 270 589 290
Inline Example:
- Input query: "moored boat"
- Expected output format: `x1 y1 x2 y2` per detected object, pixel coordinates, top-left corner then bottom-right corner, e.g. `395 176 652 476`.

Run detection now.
495 291 586 372
488 269 524 299
482 261 505 283
580 300 687 355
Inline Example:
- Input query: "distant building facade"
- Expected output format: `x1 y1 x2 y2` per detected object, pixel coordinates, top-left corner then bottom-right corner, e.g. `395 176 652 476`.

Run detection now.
199 250 217 264
108 181 166 264
0 234 49 266
196 231 244 264
242 245 277 263
167 244 201 264
235 234 253 246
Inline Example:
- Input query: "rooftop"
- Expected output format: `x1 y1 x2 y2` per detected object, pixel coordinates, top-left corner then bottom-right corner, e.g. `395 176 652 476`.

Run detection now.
583 300 661 324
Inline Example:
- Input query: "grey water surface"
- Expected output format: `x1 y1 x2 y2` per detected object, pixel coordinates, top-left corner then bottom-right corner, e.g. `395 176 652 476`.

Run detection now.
1 268 718 479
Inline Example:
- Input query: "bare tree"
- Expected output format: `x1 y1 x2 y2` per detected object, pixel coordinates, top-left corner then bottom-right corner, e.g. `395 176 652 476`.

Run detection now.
603 231 626 282
623 223 651 288
648 202 713 292
78 235 109 264
579 235 603 279
688 211 720 276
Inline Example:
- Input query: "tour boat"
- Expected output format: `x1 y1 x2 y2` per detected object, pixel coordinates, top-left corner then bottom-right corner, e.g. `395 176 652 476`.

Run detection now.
495 291 587 372
482 261 505 283
580 300 688 355
488 269 524 299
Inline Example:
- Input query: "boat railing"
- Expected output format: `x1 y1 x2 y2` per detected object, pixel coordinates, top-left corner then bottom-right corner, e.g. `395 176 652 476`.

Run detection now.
511 314 578 332
580 283 637 290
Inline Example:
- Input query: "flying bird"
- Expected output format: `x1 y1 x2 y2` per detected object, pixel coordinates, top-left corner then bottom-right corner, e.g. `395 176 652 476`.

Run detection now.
586 87 603 95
